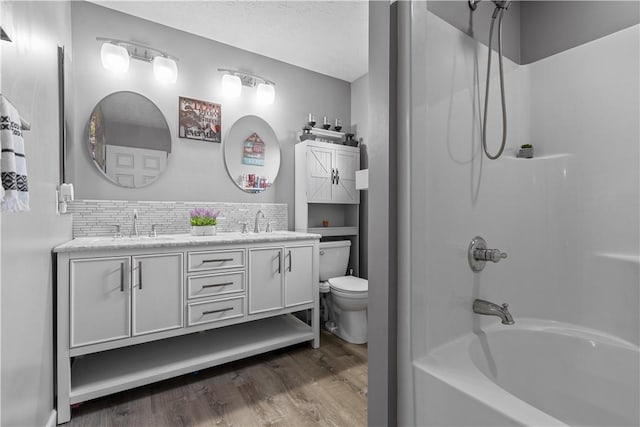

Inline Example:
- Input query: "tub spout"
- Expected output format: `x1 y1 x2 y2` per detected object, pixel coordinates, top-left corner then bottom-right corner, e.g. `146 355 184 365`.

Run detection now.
473 299 514 325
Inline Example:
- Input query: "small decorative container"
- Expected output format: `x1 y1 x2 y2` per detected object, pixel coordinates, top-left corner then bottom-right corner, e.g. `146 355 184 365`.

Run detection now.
189 208 220 237
191 225 216 236
517 144 534 158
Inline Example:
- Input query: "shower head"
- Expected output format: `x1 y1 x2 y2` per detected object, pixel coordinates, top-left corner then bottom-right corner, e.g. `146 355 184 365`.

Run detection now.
493 1 512 9
491 1 511 18
469 0 512 12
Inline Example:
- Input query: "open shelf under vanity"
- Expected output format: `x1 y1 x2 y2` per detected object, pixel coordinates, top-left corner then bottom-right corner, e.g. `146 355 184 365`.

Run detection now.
70 315 313 404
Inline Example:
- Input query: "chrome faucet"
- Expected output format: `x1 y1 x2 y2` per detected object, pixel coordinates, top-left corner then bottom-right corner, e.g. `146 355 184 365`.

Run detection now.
130 209 139 238
254 209 265 233
473 299 514 325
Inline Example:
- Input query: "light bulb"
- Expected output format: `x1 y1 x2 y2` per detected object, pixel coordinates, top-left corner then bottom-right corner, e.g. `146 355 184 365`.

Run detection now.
153 56 178 84
256 83 275 105
221 74 242 98
100 43 129 74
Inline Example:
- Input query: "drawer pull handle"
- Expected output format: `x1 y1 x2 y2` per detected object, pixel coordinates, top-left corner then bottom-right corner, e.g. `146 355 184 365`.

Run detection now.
202 282 234 289
287 250 292 272
201 258 234 263
120 262 125 292
202 307 234 316
138 261 143 290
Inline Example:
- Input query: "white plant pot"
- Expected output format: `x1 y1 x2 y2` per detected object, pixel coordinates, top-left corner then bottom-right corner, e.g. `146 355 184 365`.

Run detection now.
191 225 216 236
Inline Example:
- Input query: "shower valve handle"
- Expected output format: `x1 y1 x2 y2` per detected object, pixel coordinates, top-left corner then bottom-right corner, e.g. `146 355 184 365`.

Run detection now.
474 248 508 263
468 236 508 272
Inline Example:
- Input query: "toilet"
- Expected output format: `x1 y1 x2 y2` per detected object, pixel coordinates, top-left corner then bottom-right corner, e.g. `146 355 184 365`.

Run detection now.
319 240 368 344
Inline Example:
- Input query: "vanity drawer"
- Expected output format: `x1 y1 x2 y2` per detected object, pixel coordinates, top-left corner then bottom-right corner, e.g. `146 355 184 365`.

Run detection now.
188 249 244 272
187 271 244 300
187 296 244 326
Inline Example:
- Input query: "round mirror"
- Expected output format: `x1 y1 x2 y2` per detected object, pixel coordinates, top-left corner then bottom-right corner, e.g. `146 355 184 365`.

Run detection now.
223 115 281 193
88 92 171 188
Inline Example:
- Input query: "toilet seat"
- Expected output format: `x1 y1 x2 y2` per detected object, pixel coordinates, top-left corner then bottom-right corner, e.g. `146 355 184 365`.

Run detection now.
328 276 368 293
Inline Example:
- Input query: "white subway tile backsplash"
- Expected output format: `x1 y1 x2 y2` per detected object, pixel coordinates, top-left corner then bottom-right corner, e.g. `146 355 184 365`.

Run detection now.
68 200 288 238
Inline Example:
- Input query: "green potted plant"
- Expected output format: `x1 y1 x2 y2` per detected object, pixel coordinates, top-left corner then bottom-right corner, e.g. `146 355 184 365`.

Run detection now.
190 208 220 236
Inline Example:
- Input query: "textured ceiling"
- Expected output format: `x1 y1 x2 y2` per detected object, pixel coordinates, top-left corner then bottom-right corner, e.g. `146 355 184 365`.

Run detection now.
88 1 368 82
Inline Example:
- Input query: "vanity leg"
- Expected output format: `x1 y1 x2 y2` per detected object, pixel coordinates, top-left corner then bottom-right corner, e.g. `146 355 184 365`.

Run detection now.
312 303 320 348
56 253 72 424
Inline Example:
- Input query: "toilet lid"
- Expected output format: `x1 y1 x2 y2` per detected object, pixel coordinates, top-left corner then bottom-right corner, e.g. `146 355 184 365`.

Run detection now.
328 276 368 293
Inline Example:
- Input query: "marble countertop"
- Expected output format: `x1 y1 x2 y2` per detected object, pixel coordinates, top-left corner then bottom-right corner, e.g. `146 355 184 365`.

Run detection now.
54 231 321 253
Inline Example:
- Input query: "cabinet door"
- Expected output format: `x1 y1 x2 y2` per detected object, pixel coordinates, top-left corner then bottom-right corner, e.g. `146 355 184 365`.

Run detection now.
333 149 359 204
284 245 314 307
132 253 183 336
306 145 334 202
70 257 131 347
248 248 284 314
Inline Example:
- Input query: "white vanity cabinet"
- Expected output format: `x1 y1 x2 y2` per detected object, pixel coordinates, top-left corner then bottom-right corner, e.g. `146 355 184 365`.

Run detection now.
248 247 285 314
247 244 315 314
54 233 319 424
283 245 314 307
131 253 184 336
70 257 131 347
70 253 183 347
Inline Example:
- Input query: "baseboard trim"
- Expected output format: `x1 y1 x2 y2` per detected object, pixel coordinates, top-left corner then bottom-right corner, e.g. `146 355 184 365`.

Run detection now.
45 409 57 427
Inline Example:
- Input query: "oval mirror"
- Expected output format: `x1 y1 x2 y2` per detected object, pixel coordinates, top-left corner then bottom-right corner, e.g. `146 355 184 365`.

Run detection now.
88 91 171 188
223 115 281 193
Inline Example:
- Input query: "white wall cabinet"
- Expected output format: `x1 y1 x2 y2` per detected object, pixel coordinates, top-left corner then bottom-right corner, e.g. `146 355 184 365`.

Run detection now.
295 140 361 275
304 141 360 204
55 236 319 424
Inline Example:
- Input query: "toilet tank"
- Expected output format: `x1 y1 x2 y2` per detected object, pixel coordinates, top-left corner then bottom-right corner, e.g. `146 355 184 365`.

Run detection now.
319 240 351 281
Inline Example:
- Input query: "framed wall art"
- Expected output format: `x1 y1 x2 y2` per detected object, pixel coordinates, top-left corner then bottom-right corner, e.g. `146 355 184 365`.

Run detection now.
178 96 221 143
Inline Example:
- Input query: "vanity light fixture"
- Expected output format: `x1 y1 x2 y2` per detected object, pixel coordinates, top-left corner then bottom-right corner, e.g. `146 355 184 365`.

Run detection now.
218 68 276 104
97 37 178 83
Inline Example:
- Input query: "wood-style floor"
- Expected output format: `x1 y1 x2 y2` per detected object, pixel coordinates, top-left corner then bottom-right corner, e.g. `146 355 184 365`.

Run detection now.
65 331 367 427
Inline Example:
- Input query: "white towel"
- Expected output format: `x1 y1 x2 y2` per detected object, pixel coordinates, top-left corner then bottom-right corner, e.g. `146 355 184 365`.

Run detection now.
1 95 29 212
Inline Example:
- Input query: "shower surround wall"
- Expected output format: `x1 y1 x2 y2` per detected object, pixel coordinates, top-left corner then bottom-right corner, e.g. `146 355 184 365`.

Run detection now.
400 2 639 425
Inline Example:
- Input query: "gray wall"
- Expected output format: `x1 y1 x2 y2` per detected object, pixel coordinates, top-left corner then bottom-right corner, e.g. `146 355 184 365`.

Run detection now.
350 74 368 279
427 0 521 64
368 1 397 425
521 1 640 64
427 0 640 65
0 2 74 425
68 1 351 230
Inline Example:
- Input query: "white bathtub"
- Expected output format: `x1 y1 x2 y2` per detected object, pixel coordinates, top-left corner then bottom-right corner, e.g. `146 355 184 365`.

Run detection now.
413 319 639 426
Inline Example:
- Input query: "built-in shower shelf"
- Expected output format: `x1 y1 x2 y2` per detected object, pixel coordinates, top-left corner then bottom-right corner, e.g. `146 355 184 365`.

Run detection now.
594 252 640 264
505 153 574 160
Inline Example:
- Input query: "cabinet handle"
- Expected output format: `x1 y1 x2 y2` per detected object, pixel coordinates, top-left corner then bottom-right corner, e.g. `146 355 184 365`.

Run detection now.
202 258 233 263
120 262 125 292
287 250 292 272
138 261 142 290
276 251 281 274
202 282 234 289
331 168 335 184
335 169 340 185
202 307 234 316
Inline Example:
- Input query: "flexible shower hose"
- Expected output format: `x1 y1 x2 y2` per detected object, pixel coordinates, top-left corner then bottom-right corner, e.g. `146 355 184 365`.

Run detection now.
482 7 508 160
